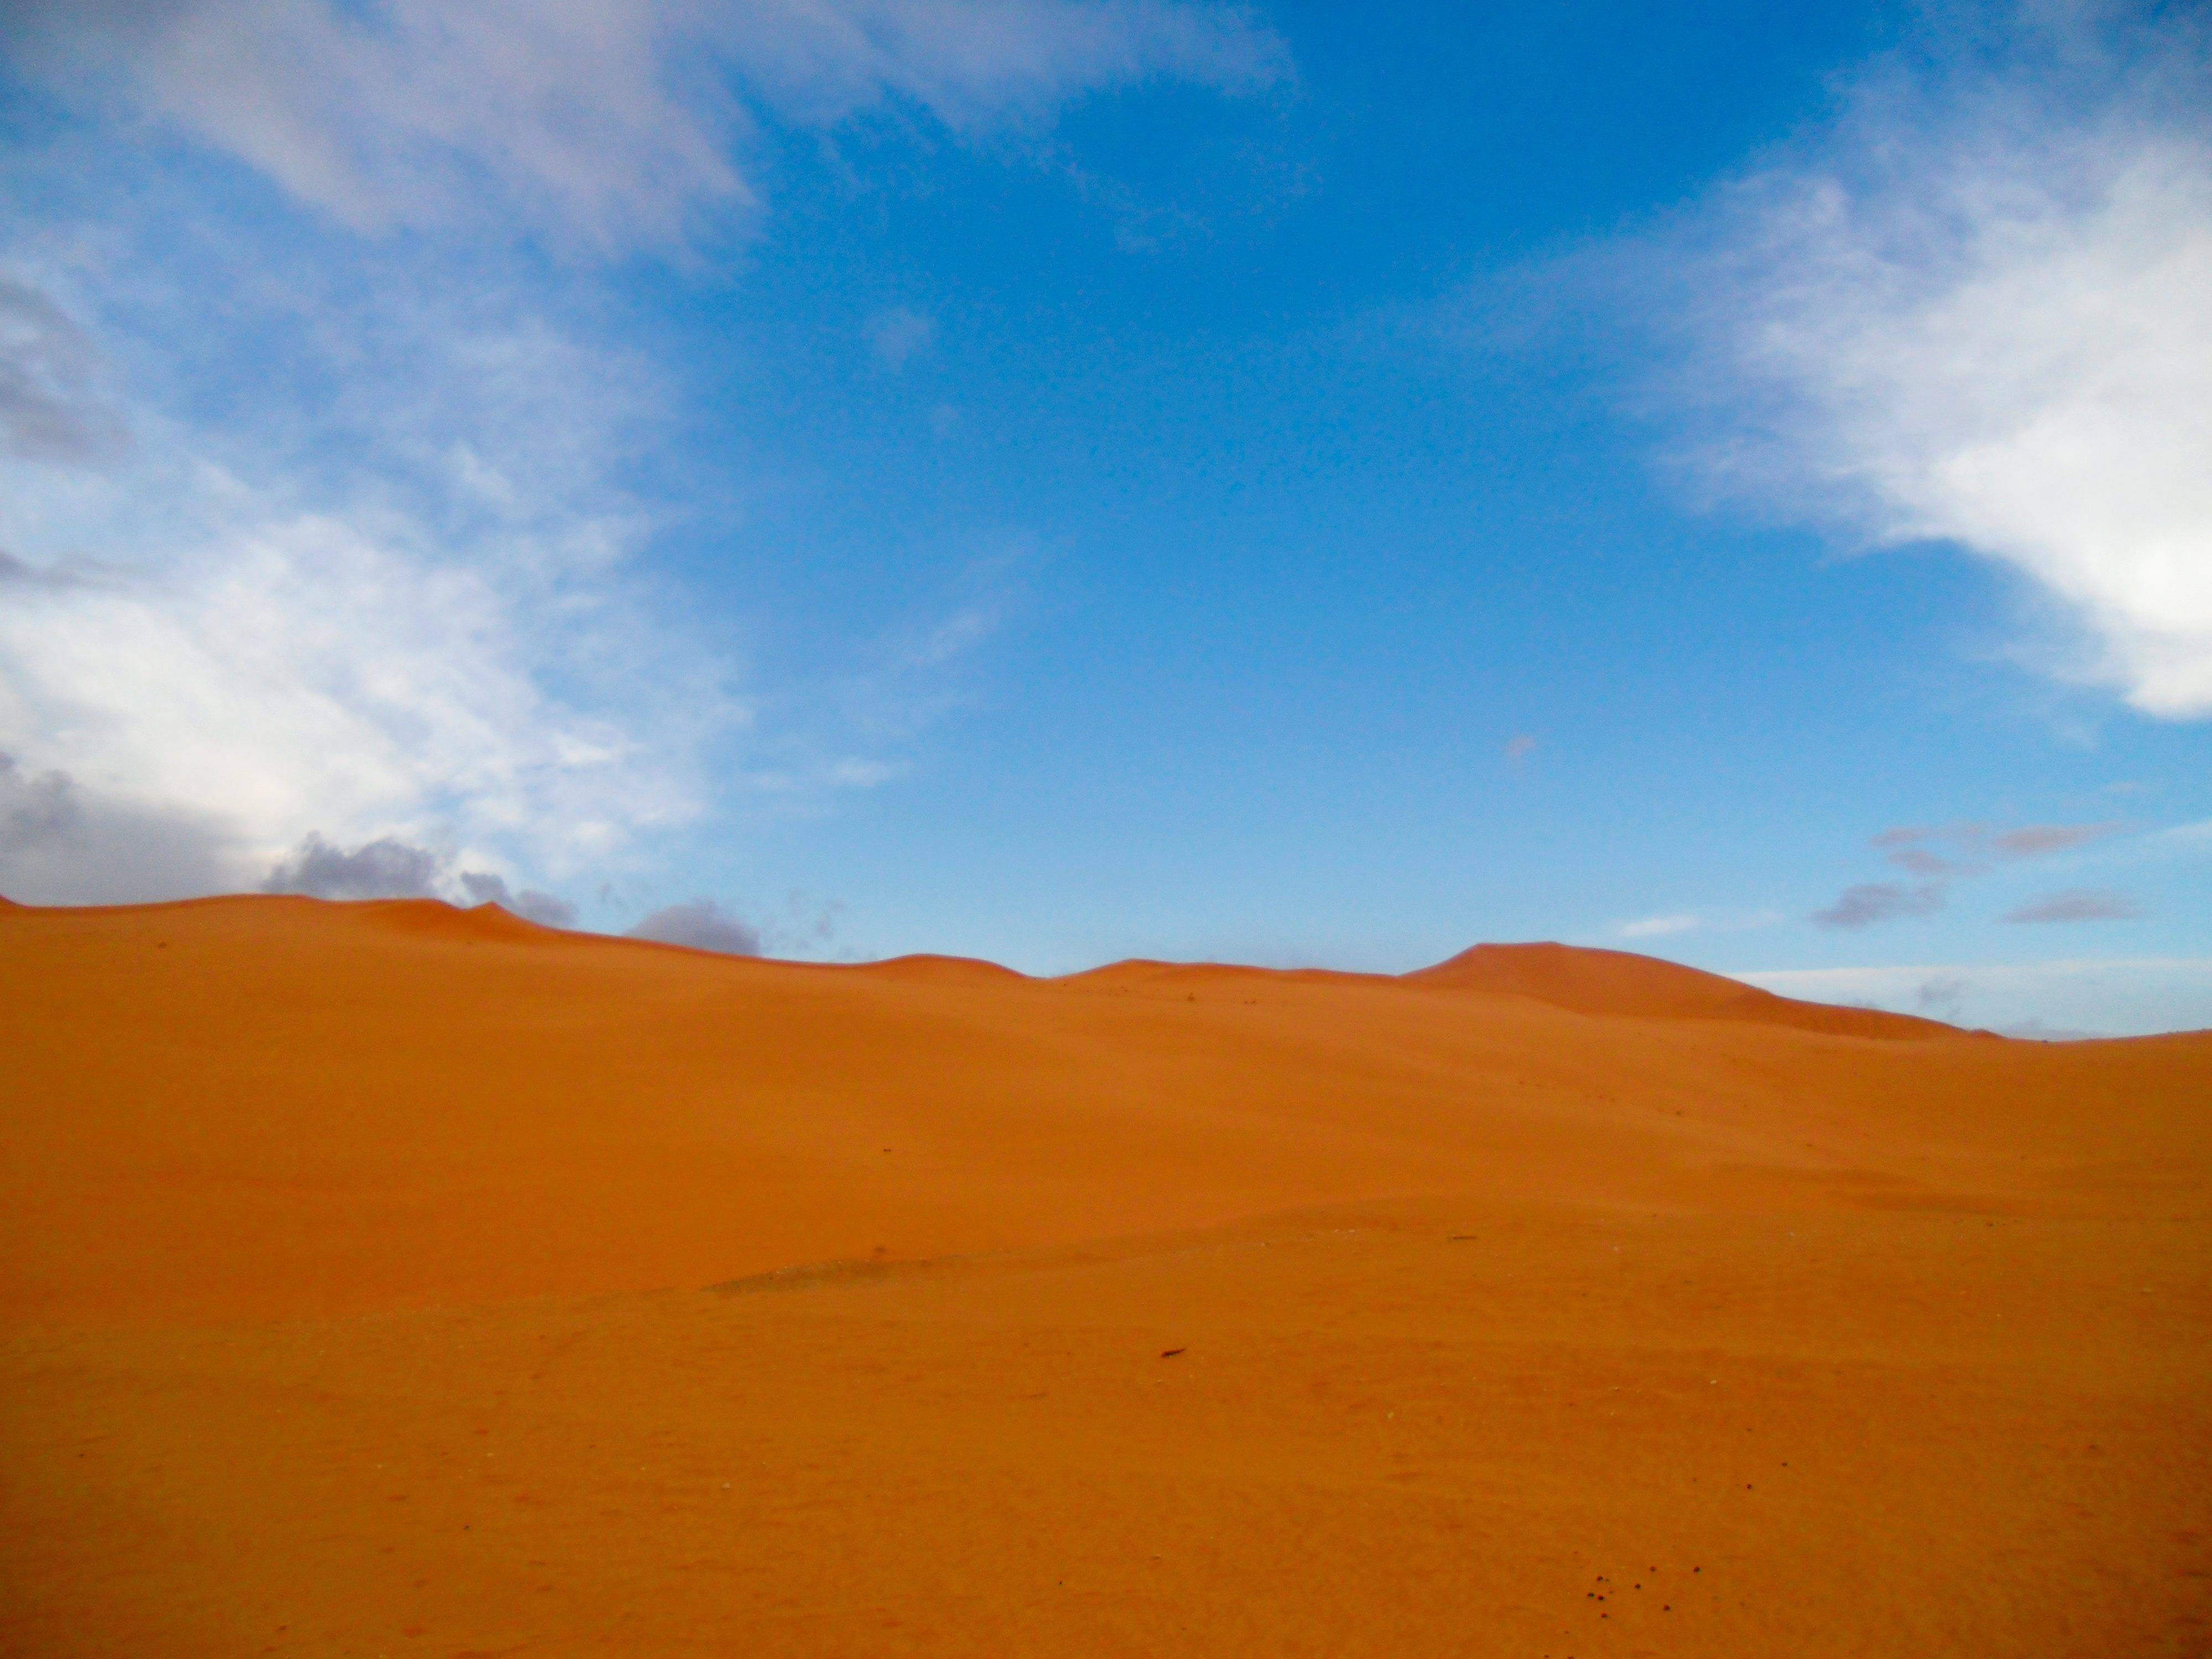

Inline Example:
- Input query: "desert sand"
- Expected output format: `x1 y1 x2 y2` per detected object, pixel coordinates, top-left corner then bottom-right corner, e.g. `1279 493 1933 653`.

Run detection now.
2 894 2208 1655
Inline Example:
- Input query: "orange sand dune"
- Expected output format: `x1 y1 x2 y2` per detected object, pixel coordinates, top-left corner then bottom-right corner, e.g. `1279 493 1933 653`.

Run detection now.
2 895 2208 1656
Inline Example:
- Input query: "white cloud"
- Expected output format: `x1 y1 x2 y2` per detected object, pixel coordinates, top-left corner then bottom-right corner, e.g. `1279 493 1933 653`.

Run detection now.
0 244 726 903
1618 912 1703 940
9 0 1289 251
0 0 1286 909
1615 908 1782 941
1739 957 2212 1037
1673 4 2212 717
0 455 707 888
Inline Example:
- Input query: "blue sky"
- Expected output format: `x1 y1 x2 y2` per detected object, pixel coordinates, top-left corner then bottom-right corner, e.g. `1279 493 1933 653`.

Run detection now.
2 0 2208 1033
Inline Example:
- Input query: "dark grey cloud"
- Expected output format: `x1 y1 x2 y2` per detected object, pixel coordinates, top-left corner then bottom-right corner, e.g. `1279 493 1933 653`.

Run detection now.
0 274 127 463
262 832 577 924
2004 888 2141 924
2 769 577 916
1812 881 1945 928
262 832 442 900
0 752 237 903
0 756 71 837
458 869 577 928
626 898 761 956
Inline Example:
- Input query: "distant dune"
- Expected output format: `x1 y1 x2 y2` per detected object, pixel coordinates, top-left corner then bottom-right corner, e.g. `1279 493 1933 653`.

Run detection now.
1404 939 1964 1040
852 951 1034 986
3 895 2207 1656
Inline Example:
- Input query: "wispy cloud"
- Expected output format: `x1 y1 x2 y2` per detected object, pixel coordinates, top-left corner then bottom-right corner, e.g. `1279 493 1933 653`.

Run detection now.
0 269 715 901
1870 818 2124 875
0 546 122 592
1812 880 1945 929
1662 2 2212 717
1617 911 1702 940
1884 845 1961 878
1615 908 1781 941
2004 886 2140 924
1987 822 2122 858
6 0 1290 252
0 273 128 462
1 1 1282 911
1617 815 2137 942
1815 815 2137 927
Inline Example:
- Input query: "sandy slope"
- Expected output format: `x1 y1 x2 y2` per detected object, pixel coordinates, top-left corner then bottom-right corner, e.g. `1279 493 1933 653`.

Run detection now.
2 895 2208 1655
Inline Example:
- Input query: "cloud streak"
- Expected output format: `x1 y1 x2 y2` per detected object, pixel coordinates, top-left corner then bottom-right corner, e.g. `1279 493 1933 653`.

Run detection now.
1872 819 2124 877
1815 816 2138 928
1615 908 1781 941
2004 887 2139 924
1812 880 1944 929
1617 912 1701 940
1988 822 2121 858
